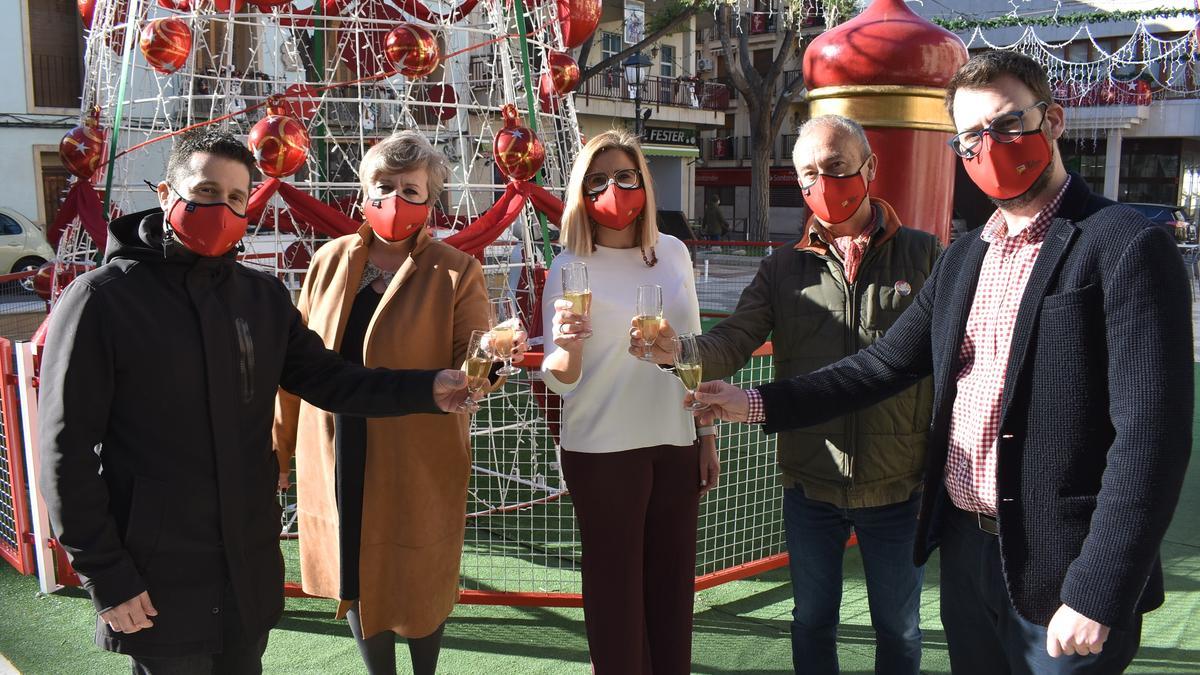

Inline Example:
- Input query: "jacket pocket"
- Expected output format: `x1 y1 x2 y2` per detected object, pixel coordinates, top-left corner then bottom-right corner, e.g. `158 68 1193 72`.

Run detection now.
1042 282 1099 311
124 477 168 572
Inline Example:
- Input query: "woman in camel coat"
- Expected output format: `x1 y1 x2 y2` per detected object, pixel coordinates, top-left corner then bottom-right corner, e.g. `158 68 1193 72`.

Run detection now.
273 131 491 674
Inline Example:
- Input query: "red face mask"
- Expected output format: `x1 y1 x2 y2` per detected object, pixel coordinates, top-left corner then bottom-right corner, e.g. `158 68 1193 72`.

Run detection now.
800 157 871 225
585 185 645 230
961 131 1053 200
164 188 248 257
364 194 430 242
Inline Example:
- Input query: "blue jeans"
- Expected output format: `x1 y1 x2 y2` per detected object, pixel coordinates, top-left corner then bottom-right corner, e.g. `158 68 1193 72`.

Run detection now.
783 487 923 675
939 505 1142 674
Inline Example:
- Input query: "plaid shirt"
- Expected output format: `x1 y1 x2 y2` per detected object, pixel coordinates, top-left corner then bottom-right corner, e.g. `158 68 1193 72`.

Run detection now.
944 177 1071 516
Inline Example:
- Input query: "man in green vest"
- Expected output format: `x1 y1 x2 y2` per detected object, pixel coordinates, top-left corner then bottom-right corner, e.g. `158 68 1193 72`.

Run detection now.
634 114 940 674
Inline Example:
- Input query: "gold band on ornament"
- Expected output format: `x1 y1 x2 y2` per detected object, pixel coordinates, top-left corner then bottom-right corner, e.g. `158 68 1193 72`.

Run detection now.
805 85 956 133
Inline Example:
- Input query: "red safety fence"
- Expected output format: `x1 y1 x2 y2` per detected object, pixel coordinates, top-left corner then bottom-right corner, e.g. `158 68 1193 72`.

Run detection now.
0 338 34 575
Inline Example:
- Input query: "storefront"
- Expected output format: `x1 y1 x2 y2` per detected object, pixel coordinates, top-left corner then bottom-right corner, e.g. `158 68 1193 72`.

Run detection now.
694 166 809 239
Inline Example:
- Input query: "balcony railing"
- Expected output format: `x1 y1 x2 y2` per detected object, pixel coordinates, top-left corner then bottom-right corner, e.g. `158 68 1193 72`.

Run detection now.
576 70 730 111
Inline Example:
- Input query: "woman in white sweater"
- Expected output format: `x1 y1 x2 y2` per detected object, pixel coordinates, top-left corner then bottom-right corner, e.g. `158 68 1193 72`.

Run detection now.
541 130 719 675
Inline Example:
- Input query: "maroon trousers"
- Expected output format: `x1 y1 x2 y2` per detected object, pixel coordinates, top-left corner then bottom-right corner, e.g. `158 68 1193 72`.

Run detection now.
560 444 701 675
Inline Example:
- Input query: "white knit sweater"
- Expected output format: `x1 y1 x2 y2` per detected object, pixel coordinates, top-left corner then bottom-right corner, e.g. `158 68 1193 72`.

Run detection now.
541 234 701 453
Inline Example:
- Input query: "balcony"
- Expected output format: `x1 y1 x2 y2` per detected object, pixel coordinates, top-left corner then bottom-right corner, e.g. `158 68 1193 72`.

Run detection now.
703 133 803 162
576 70 730 112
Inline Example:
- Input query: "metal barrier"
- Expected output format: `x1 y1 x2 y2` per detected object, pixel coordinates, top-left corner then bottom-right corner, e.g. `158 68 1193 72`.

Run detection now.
0 271 48 342
684 240 785 317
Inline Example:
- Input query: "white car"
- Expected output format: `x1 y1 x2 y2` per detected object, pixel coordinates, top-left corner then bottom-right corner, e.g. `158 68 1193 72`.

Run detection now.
0 207 56 284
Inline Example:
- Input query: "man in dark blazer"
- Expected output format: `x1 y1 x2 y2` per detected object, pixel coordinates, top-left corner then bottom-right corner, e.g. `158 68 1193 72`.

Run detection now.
690 51 1192 674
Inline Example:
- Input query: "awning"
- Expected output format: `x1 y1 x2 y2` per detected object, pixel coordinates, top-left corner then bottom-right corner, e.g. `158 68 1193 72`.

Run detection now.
642 144 700 158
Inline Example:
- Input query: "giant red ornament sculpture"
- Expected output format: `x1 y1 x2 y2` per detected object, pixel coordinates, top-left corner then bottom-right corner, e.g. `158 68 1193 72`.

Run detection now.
139 17 193 75
803 0 967 244
556 0 601 49
384 23 440 78
493 104 545 182
59 108 107 180
248 97 311 178
544 50 580 95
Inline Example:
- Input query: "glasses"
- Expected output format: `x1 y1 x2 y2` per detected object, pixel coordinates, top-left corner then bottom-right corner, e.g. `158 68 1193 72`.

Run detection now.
583 168 642 195
674 333 709 411
487 297 524 377
460 330 490 413
635 284 663 362
562 261 592 339
947 101 1048 159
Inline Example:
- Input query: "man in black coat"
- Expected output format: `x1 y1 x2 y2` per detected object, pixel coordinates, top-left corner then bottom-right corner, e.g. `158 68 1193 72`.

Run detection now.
38 129 474 673
691 52 1192 673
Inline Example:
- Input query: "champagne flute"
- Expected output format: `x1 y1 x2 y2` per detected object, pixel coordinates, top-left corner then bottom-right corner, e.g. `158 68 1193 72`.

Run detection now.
674 333 709 411
460 330 491 413
488 296 524 377
561 261 592 339
635 284 663 361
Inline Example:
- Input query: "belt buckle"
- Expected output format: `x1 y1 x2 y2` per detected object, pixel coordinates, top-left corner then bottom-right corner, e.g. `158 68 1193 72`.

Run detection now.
976 512 999 535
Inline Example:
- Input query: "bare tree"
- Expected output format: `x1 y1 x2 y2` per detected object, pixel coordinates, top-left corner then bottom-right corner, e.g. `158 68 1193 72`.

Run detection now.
715 6 805 241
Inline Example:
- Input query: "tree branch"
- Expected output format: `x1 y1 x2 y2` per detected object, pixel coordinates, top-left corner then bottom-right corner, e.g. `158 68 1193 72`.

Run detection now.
770 58 806 133
716 5 757 95
579 4 700 83
761 29 796 88
577 31 594 71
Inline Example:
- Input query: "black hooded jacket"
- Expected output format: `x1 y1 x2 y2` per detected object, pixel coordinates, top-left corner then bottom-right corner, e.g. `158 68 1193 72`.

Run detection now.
37 209 442 657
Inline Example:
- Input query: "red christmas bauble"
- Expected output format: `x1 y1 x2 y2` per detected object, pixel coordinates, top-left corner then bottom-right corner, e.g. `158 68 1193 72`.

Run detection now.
493 104 545 182
33 261 96 302
282 83 320 120
139 18 193 75
209 0 247 11
426 84 458 121
546 50 580 95
282 240 311 270
59 109 107 179
384 23 440 78
556 0 600 49
538 75 561 113
248 101 310 178
157 0 192 9
78 0 97 28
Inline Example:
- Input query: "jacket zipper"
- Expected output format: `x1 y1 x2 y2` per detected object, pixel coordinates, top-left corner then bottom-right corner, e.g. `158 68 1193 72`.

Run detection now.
840 243 885 495
235 317 255 403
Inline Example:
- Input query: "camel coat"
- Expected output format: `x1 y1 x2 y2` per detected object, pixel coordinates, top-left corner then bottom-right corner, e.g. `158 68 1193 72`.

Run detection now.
273 224 489 638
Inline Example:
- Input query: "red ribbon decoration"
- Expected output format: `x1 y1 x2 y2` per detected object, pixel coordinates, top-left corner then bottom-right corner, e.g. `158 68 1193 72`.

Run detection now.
48 181 110 250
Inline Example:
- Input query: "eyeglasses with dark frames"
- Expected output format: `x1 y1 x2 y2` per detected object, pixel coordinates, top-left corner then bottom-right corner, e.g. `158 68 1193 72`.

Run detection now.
947 101 1049 159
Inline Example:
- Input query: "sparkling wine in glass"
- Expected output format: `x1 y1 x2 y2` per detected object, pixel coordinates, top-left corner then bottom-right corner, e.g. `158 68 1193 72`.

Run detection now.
674 333 709 411
562 261 592 339
635 284 663 361
460 330 491 412
488 297 523 377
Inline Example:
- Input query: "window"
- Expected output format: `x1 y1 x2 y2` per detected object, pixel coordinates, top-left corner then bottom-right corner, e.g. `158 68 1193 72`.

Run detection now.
660 45 675 78
27 0 83 109
770 184 804 208
601 32 621 61
0 214 22 237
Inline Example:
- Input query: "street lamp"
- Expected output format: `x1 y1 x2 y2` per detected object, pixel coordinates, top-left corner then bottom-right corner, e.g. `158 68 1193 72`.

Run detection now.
623 52 654 138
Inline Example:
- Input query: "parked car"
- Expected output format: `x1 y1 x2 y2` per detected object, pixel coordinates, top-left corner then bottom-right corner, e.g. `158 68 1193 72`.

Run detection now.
0 208 56 288
1122 202 1193 242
